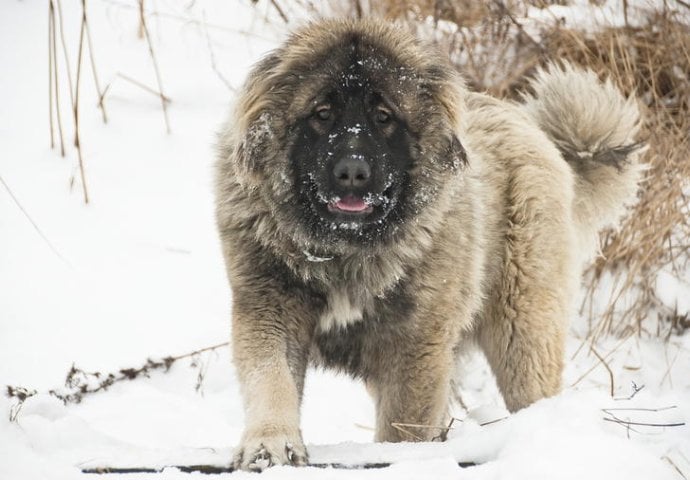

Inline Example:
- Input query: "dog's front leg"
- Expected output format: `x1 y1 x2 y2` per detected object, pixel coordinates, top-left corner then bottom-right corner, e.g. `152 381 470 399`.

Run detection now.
370 337 454 443
230 282 315 471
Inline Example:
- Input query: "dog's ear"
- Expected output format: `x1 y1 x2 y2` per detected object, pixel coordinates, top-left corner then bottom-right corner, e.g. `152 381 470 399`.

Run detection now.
216 112 271 187
234 113 273 178
226 52 287 183
445 134 468 171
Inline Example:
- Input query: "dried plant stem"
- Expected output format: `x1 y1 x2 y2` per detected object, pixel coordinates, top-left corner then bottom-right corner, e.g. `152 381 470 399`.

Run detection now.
168 342 229 362
570 333 633 388
269 0 289 23
55 0 76 133
591 347 615 397
603 406 678 413
138 0 145 38
73 1 90 204
83 1 107 123
0 175 69 265
492 0 543 52
49 0 66 157
48 1 55 149
390 420 456 442
138 0 171 133
99 73 172 108
603 418 685 428
202 11 235 92
6 342 229 409
662 455 688 480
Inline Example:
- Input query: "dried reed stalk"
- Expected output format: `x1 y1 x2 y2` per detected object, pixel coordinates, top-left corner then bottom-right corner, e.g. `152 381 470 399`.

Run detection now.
83 0 107 123
48 1 55 149
48 0 66 157
270 0 290 23
55 0 76 141
0 175 69 264
72 0 90 204
99 72 172 108
138 0 171 133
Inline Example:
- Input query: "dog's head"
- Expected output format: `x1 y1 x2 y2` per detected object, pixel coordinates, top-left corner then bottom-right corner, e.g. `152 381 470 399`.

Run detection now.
220 20 467 249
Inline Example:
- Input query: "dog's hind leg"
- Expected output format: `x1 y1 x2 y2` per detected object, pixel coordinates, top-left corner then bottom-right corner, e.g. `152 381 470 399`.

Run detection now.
476 166 577 412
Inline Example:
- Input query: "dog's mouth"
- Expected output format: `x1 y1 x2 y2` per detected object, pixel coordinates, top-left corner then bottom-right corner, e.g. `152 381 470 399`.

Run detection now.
327 195 374 215
306 175 398 227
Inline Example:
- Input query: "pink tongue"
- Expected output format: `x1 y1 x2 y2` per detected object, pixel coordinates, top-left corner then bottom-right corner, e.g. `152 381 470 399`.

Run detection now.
334 195 369 212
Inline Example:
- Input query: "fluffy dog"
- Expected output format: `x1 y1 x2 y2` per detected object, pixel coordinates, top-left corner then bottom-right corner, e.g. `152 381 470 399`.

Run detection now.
215 19 644 471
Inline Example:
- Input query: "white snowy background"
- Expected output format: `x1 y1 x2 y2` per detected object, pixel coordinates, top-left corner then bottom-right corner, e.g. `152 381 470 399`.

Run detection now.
1 1 689 479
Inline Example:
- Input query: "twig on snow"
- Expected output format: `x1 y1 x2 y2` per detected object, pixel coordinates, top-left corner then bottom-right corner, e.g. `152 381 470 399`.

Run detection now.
602 403 684 437
570 333 632 388
614 381 645 401
5 342 229 412
99 72 172 107
391 417 460 442
6 387 37 422
661 452 690 480
603 406 677 413
0 175 70 265
603 417 685 428
591 347 615 397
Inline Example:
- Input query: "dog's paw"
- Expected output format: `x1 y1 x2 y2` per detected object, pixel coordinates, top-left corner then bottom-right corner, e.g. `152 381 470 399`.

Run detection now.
233 426 307 472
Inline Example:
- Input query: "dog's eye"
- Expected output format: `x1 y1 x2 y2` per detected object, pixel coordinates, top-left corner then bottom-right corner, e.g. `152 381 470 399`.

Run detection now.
375 108 391 124
315 106 332 121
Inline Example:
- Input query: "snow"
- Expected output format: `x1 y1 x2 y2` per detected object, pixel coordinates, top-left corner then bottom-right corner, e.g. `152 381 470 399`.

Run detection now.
1 1 689 479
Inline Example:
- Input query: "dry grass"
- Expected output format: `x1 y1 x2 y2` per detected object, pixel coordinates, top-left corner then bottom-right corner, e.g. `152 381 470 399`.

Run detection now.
268 0 690 339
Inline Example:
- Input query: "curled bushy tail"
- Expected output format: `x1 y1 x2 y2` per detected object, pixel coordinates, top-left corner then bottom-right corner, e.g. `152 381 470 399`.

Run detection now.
520 63 646 258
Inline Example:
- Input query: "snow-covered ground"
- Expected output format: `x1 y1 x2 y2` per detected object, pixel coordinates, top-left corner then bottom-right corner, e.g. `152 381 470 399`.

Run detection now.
1 1 688 479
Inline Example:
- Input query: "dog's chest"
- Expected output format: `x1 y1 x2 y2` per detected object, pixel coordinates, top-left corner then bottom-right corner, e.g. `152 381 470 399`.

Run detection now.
319 288 367 332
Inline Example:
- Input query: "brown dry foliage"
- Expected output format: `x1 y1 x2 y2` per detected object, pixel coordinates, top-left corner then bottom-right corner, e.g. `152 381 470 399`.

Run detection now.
268 0 690 339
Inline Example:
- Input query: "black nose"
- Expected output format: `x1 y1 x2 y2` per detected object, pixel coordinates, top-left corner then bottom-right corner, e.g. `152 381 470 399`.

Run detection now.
332 156 371 188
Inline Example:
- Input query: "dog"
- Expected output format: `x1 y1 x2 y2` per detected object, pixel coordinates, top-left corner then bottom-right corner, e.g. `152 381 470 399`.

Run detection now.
214 18 644 471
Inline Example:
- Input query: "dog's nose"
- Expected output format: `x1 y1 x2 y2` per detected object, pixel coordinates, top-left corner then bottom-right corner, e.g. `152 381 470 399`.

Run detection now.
333 156 371 188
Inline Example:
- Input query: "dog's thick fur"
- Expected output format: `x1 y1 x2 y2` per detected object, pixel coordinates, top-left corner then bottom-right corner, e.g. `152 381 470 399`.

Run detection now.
215 19 644 471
